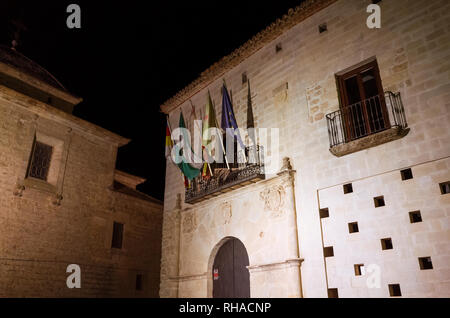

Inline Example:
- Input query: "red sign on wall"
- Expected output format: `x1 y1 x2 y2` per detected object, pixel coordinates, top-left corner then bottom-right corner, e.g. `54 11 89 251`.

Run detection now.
213 269 219 280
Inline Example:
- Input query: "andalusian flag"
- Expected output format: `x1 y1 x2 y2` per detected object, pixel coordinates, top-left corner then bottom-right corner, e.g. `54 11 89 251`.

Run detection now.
173 112 201 180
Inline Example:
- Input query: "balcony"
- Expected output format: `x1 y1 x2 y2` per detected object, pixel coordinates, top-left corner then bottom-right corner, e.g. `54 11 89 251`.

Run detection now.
326 91 409 157
185 145 265 204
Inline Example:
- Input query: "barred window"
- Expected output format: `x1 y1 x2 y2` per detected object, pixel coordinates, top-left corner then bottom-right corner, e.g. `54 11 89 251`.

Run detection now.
136 274 143 291
27 140 53 181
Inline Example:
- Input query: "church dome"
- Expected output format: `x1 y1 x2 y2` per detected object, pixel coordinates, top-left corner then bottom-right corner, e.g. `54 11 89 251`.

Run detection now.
0 44 67 92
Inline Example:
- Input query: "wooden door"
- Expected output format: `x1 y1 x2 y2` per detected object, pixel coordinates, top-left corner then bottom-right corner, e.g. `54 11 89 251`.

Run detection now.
212 238 250 298
337 60 390 141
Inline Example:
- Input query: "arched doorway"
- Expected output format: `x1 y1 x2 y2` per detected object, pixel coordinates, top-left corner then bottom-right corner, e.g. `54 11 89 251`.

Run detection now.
212 237 250 298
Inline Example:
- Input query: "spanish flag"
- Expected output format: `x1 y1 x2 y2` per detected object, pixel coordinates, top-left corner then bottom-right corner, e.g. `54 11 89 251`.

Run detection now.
165 116 173 159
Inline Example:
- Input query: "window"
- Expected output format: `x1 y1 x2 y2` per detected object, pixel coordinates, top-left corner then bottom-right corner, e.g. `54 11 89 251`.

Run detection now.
324 246 334 257
336 59 389 141
319 23 327 33
348 222 359 233
319 208 329 219
27 140 53 181
388 284 402 297
381 238 393 250
418 257 433 270
354 264 365 276
374 196 385 208
400 168 413 180
409 211 422 223
328 288 339 298
111 222 124 249
242 72 247 85
440 181 450 195
136 274 143 291
343 183 353 194
275 43 282 53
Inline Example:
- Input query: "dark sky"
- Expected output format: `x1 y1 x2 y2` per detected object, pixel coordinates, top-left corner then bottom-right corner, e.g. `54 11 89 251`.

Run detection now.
0 0 302 200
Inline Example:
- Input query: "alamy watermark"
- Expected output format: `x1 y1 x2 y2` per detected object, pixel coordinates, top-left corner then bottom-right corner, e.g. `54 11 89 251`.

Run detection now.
367 4 381 29
366 264 381 289
66 264 81 288
170 125 280 174
66 4 81 29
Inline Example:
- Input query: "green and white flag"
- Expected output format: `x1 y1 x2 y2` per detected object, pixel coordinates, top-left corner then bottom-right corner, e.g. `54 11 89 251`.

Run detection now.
172 112 202 180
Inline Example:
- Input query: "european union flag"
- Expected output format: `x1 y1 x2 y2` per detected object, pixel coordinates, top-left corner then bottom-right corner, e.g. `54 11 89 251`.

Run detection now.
221 84 245 150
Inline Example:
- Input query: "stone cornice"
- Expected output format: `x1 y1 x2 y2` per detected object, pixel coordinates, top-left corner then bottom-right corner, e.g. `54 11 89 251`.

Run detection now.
247 258 304 273
0 85 130 147
169 272 207 282
160 0 338 114
181 170 293 212
0 62 82 106
114 169 147 189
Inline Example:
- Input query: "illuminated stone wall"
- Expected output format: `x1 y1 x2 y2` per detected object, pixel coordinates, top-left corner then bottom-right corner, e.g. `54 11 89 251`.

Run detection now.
161 0 450 297
0 86 163 297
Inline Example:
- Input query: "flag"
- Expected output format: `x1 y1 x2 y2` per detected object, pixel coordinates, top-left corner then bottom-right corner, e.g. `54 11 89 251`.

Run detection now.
221 84 245 149
202 91 217 148
246 79 257 164
181 110 203 169
247 80 255 129
184 176 191 189
202 162 209 178
247 79 256 145
167 116 191 184
201 92 218 177
165 116 173 159
173 112 201 180
190 100 203 167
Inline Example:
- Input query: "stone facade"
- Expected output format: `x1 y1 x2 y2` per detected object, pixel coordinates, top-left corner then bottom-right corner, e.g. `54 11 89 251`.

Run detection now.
0 49 163 297
160 0 450 297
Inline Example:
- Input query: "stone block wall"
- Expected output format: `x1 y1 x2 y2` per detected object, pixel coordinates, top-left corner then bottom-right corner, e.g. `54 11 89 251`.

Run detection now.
161 0 450 297
0 86 163 297
319 158 450 297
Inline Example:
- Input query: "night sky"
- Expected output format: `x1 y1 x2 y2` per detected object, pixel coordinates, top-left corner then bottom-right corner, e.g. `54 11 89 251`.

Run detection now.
0 0 302 200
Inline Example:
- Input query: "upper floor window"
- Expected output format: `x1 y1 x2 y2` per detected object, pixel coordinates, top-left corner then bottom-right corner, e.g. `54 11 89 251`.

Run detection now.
336 58 390 141
111 222 124 249
27 139 54 181
136 274 143 291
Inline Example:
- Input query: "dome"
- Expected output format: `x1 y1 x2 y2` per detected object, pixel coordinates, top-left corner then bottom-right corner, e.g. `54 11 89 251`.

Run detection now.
0 44 67 92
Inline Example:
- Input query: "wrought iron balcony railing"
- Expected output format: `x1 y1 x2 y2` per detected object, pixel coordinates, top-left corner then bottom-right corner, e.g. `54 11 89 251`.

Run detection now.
326 91 408 150
185 145 265 204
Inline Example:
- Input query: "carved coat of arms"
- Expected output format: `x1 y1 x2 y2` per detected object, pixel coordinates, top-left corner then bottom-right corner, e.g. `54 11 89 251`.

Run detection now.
260 185 286 217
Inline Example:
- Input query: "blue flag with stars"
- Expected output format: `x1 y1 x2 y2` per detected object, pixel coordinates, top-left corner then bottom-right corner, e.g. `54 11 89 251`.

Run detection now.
221 84 245 149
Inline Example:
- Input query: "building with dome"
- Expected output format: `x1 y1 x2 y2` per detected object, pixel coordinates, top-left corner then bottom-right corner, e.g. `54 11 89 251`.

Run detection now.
0 44 163 297
160 0 450 298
